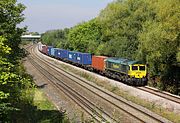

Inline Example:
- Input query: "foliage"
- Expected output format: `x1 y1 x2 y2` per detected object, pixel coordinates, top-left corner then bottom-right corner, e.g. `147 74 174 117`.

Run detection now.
41 28 70 49
41 0 180 94
10 89 70 123
137 0 180 93
68 19 102 53
0 0 26 61
97 0 149 58
0 36 33 121
0 37 12 119
0 37 12 100
0 0 35 121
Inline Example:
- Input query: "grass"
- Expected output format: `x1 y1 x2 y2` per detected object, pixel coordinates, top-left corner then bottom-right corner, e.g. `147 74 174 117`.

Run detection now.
33 89 55 110
56 62 180 123
11 88 70 123
32 89 70 123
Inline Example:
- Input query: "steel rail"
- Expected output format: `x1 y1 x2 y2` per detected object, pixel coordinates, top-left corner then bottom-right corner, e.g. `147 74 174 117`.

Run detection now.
138 86 180 104
33 45 172 123
28 46 114 122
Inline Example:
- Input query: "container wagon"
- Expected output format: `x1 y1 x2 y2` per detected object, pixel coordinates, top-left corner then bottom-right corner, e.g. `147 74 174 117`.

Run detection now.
38 43 148 86
68 51 92 65
42 45 48 55
91 56 107 73
50 47 57 57
47 46 53 56
38 42 42 51
54 48 68 59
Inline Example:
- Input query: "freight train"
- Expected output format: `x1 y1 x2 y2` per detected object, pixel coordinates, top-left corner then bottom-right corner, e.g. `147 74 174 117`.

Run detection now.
38 42 148 86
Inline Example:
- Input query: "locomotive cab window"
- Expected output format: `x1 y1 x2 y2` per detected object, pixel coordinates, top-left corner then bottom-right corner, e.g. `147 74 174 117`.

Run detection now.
132 66 138 70
139 66 145 71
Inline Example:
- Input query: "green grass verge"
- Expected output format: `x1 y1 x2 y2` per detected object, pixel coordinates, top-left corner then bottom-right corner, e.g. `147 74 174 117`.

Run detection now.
12 88 70 123
33 89 55 110
32 89 70 123
57 62 180 123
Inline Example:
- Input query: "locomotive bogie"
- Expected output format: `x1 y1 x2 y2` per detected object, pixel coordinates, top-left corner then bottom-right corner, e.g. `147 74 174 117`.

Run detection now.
37 43 148 86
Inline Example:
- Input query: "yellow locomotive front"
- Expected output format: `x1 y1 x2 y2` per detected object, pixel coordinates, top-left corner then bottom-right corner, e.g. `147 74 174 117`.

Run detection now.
128 64 148 85
128 64 147 78
105 58 148 86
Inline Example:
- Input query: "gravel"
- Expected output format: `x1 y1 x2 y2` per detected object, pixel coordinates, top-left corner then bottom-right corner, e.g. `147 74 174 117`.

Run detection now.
35 46 180 115
23 57 90 122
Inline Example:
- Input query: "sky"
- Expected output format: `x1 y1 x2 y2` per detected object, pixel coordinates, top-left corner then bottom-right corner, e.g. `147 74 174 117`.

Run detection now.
17 0 113 33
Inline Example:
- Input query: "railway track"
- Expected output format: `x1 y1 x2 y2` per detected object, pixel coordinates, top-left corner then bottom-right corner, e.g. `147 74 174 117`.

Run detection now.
137 86 180 104
28 46 114 122
27 44 173 123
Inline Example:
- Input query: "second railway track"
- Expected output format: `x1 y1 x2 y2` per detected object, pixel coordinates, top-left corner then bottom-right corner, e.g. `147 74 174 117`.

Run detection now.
27 44 173 123
137 86 180 104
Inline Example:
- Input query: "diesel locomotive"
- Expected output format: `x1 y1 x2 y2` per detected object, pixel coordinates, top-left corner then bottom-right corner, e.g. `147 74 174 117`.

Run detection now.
38 42 148 86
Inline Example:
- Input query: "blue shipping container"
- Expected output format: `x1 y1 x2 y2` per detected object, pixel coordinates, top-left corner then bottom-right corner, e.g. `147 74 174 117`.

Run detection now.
50 48 57 57
47 46 53 55
68 51 92 65
54 48 68 59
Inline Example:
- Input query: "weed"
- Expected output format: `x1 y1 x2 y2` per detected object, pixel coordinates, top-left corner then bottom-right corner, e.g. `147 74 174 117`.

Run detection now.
57 63 180 123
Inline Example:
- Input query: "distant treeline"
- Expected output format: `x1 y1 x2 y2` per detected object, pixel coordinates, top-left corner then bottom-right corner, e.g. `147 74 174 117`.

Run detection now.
41 0 180 94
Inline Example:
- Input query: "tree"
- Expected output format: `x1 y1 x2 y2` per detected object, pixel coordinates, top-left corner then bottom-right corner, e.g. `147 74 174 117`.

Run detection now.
0 0 33 121
41 28 70 49
0 0 26 61
68 19 102 53
0 36 19 120
137 0 179 93
0 37 11 100
97 0 152 59
41 0 180 94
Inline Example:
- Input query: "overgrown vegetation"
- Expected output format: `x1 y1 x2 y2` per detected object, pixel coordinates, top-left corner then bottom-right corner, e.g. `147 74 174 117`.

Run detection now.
13 88 69 123
0 0 67 122
53 61 180 123
41 0 180 95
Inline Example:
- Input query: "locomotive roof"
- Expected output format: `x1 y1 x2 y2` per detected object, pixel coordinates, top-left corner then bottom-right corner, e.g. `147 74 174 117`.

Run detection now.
105 57 141 65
